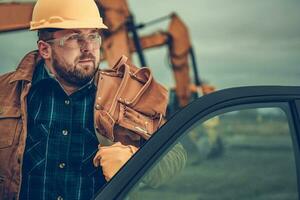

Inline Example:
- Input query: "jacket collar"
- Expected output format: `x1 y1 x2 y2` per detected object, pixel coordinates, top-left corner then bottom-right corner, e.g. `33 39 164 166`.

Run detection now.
9 50 42 84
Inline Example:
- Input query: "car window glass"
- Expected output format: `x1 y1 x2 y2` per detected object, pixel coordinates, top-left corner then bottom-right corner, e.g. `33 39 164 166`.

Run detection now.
124 107 298 200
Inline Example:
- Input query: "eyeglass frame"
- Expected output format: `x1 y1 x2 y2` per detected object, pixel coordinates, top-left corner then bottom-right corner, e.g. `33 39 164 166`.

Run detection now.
44 32 102 50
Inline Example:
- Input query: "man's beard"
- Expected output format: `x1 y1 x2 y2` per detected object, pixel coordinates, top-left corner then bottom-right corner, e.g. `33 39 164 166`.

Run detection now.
52 51 99 87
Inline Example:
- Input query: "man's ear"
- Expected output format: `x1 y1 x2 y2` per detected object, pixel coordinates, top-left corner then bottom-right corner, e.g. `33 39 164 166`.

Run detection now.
37 40 52 59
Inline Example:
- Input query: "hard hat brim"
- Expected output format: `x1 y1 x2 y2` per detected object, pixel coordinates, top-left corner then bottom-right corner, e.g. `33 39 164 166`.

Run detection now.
30 19 108 31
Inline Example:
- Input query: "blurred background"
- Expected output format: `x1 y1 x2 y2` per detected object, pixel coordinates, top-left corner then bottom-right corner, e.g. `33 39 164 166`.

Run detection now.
0 0 300 89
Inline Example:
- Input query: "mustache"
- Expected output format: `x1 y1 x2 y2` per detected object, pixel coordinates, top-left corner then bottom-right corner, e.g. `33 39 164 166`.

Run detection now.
76 53 96 62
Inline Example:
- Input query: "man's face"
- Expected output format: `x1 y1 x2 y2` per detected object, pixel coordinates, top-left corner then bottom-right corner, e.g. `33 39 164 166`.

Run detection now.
48 28 101 87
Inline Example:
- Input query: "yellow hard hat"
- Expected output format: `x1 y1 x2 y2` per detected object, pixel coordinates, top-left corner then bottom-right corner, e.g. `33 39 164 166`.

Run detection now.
30 0 108 30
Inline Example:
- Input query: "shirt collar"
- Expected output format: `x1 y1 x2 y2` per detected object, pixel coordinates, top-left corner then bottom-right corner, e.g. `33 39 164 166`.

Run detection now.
31 63 52 86
32 63 96 95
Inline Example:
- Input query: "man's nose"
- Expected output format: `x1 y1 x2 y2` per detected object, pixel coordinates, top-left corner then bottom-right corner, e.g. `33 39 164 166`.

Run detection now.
80 40 94 52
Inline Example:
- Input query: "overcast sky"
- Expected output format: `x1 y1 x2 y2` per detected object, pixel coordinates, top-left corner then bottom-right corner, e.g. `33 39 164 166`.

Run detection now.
0 0 299 89
129 0 300 89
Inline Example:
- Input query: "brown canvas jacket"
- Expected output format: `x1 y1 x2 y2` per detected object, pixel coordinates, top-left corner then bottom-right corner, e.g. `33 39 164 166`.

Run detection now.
0 51 169 200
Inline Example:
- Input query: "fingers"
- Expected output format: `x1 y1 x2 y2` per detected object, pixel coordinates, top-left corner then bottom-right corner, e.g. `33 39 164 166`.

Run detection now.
92 142 139 181
93 152 100 167
93 148 103 167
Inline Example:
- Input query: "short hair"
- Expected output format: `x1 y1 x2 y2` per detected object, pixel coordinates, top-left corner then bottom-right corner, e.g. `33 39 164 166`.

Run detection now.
37 28 62 41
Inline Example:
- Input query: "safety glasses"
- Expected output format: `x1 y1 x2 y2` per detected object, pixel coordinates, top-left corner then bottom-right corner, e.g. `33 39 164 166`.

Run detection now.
46 32 102 50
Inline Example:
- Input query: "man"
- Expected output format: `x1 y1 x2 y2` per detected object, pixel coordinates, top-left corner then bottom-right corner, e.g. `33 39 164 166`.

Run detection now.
0 0 186 200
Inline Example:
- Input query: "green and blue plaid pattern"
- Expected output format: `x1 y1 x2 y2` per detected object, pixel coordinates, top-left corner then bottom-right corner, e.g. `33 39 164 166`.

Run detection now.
20 63 106 200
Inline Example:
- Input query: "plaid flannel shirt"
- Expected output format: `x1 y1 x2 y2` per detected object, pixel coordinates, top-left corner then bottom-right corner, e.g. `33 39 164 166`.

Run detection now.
20 63 106 200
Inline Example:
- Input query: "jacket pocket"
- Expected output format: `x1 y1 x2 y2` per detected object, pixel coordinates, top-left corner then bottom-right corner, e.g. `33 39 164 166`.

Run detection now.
0 106 21 149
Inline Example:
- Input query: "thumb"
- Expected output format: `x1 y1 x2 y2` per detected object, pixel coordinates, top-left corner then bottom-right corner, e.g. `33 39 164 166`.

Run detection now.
93 151 101 167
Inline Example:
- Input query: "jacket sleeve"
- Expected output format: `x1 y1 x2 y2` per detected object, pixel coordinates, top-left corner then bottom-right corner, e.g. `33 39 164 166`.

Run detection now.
141 142 187 188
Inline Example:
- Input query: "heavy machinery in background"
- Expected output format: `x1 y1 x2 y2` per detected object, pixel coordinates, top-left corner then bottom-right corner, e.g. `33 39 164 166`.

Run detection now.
97 0 216 111
0 0 223 160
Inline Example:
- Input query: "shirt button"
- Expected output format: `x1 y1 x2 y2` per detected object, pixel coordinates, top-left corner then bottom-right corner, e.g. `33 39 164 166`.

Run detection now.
64 100 70 105
95 104 101 110
57 196 63 200
59 163 66 169
62 130 68 136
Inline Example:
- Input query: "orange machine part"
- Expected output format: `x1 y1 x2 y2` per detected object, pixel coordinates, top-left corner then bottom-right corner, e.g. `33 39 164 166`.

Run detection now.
98 0 131 65
0 3 34 32
168 14 191 106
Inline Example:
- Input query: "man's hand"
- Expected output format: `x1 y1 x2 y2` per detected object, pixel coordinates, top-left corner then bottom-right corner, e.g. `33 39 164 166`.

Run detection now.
93 142 138 181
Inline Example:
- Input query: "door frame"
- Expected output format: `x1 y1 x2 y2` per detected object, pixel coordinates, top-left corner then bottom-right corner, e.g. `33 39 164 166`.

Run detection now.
94 86 300 200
